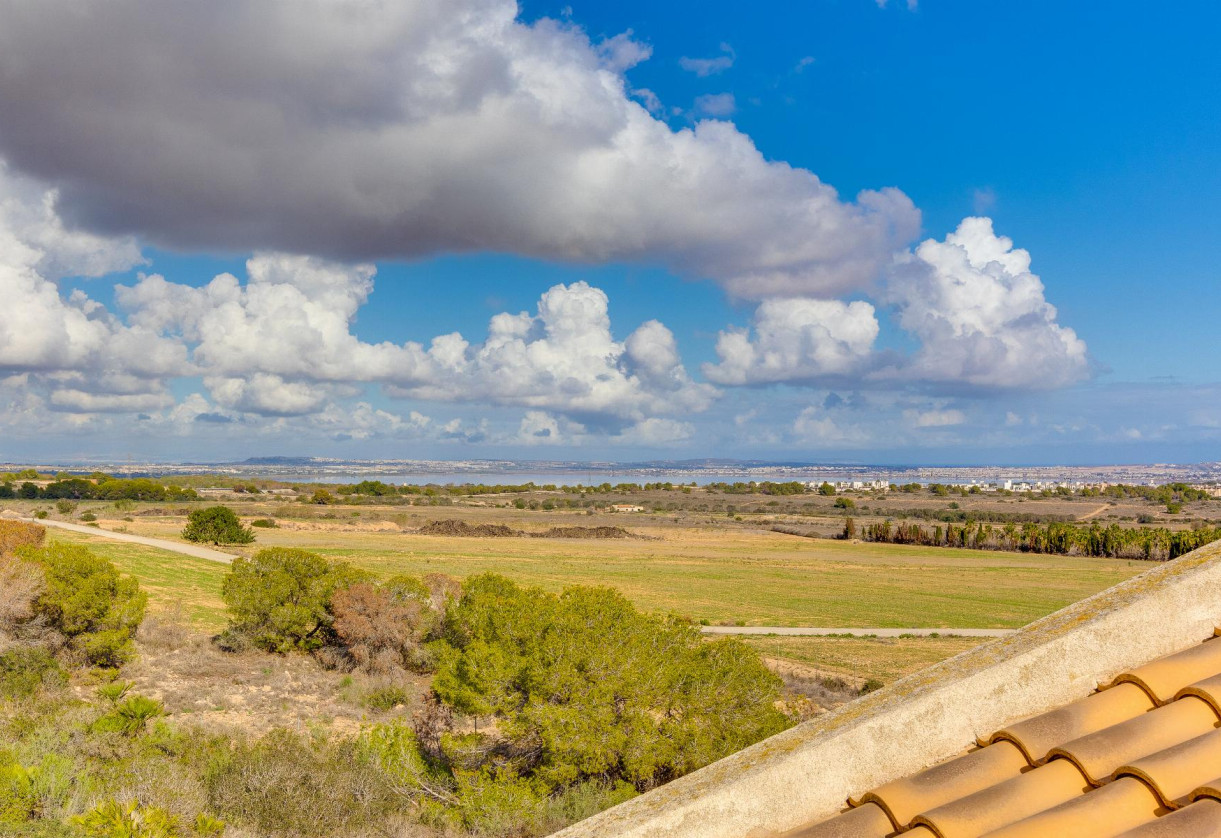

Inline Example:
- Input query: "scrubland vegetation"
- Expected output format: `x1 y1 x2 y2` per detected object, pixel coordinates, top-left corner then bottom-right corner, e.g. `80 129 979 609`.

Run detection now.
0 520 794 837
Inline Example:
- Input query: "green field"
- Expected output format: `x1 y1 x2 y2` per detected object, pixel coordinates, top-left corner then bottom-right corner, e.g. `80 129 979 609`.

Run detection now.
51 518 1147 631
50 530 229 631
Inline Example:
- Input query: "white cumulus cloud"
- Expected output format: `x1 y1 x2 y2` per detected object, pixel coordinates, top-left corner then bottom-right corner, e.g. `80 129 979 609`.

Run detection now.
886 217 1089 389
705 298 879 385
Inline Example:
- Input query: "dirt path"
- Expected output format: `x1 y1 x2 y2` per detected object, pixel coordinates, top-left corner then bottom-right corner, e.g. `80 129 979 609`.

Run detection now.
1077 504 1111 522
6 514 236 564
700 626 1016 637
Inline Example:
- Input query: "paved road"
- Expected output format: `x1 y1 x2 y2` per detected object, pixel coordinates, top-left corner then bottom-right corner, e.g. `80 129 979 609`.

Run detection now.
700 626 1017 638
7 515 237 564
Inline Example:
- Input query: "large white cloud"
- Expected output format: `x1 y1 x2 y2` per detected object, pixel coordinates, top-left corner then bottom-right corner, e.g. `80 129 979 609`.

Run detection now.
886 217 1089 389
703 298 879 385
0 166 186 397
0 0 918 300
704 218 1090 392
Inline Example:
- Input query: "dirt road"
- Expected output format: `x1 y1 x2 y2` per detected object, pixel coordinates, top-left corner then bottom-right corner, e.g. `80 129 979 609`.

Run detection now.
6 515 236 564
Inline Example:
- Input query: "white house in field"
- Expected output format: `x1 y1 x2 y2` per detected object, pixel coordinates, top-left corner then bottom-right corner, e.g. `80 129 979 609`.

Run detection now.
608 504 644 513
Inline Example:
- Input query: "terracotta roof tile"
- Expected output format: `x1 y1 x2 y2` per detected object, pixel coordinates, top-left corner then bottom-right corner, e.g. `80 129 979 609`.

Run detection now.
1174 672 1221 715
792 633 1221 838
977 776 1164 838
779 800 893 838
1114 729 1221 807
1190 775 1221 802
985 682 1154 763
1114 798 1221 837
910 759 1090 838
1045 696 1220 784
853 740 1028 827
1109 637 1221 703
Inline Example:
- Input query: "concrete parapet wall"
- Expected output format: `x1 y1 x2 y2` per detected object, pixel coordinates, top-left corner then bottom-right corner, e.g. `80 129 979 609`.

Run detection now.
553 541 1221 838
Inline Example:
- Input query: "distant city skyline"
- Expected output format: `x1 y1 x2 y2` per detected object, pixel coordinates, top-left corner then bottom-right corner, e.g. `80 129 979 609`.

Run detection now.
0 1 1217 463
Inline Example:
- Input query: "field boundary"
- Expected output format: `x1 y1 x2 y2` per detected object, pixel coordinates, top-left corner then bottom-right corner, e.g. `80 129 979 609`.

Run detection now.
701 626 1016 637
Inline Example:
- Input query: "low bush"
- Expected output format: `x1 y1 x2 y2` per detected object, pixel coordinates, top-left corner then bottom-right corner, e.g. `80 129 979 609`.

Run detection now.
0 521 45 558
200 728 397 836
93 694 164 737
329 579 435 673
361 684 411 711
0 647 65 701
181 506 254 546
24 543 147 667
220 548 367 653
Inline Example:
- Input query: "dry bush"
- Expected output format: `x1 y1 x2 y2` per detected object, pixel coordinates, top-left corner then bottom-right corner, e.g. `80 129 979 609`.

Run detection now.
0 519 45 557
0 554 59 653
422 573 461 616
0 554 43 632
330 583 423 674
136 603 192 651
778 671 863 710
201 728 399 837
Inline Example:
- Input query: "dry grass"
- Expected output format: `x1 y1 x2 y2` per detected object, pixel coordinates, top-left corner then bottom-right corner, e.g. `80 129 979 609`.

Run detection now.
124 606 427 737
744 634 987 685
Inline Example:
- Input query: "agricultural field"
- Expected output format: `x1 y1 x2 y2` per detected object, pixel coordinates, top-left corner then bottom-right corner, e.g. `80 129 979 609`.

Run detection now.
32 495 1158 686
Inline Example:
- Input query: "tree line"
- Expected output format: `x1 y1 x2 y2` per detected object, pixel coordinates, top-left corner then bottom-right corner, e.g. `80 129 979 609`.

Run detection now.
842 517 1221 561
0 475 199 502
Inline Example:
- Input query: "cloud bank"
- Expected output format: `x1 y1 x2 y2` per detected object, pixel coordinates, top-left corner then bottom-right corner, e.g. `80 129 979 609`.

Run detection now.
0 1 1104 456
0 0 917 301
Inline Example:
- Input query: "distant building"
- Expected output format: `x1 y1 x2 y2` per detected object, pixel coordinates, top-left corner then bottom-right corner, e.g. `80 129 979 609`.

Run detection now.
609 504 644 513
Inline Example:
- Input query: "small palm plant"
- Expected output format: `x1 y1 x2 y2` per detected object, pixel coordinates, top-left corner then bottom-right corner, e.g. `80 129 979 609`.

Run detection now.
72 799 179 837
114 695 165 737
96 680 133 704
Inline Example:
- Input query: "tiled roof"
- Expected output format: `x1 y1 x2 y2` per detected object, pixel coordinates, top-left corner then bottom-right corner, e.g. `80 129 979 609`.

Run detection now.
787 631 1221 838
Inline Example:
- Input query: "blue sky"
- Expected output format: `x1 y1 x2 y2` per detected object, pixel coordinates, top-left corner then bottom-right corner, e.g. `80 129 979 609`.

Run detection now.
0 0 1217 464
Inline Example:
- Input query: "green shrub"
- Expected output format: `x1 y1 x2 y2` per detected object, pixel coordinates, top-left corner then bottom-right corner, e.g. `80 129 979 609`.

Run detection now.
361 685 410 712
24 544 147 667
0 647 65 701
79 512 97 522
96 680 133 704
220 549 368 653
53 501 76 515
72 799 179 838
0 754 74 827
94 695 164 737
248 519 278 528
181 507 254 546
434 575 788 793
0 761 38 824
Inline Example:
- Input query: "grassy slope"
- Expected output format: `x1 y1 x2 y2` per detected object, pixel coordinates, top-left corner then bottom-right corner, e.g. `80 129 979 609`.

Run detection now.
49 530 229 631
